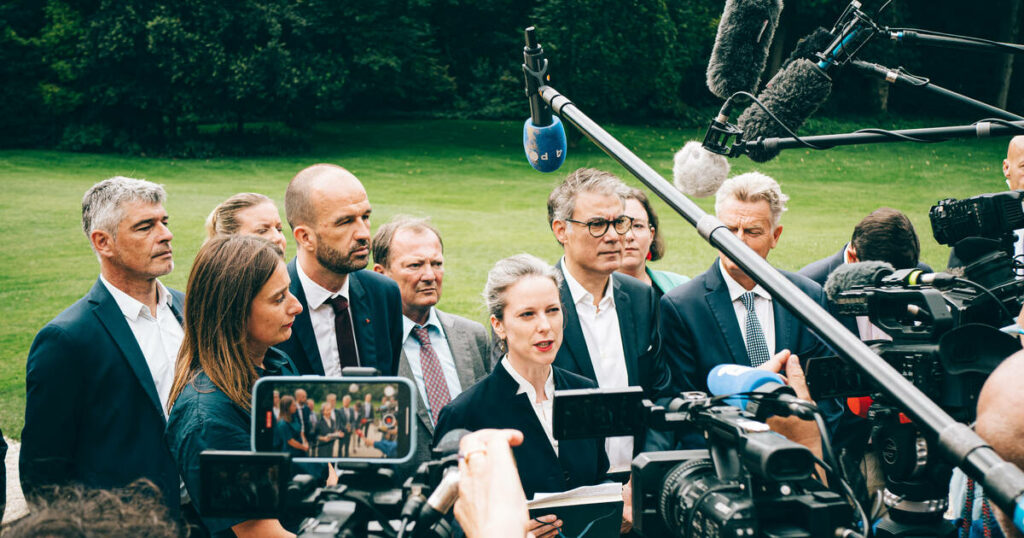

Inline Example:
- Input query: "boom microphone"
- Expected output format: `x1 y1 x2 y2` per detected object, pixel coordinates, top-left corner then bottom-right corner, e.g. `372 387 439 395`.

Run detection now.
706 0 784 99
823 261 895 303
736 58 832 163
781 27 834 70
522 27 567 173
673 141 731 197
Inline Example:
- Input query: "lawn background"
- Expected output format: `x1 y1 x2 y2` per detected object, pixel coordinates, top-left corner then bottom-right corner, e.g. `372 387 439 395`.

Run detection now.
0 118 1008 438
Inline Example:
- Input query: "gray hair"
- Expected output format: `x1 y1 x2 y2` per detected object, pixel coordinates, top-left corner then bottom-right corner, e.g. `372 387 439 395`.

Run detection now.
714 172 788 228
483 254 562 321
81 176 166 241
371 215 443 268
547 168 629 228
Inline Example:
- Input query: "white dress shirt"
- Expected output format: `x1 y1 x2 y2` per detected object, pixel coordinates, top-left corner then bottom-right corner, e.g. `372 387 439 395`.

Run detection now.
501 357 557 454
402 308 463 419
560 260 633 470
719 259 776 356
100 275 183 418
295 259 356 376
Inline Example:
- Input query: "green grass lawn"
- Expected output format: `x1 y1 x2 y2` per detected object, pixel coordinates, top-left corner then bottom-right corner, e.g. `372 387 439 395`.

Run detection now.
0 118 1009 439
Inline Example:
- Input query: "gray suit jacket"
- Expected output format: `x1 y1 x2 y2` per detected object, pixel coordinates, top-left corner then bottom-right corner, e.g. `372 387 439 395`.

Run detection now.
394 309 490 482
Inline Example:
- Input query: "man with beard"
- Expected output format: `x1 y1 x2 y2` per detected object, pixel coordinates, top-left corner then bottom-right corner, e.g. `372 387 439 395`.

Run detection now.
279 163 403 376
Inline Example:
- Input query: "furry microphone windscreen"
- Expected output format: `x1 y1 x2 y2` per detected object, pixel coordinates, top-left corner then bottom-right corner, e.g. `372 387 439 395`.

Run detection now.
736 59 832 163
781 27 833 70
706 0 784 100
673 141 731 198
823 261 895 302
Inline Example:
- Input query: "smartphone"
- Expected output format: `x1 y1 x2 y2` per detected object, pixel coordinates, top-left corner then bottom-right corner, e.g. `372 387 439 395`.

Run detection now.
251 376 416 464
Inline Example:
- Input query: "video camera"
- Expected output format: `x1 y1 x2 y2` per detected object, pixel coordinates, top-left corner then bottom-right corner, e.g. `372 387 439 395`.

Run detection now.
552 388 857 538
197 375 460 537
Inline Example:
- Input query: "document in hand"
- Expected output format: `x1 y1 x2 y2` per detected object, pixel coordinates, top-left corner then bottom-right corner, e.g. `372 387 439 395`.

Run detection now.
528 483 623 538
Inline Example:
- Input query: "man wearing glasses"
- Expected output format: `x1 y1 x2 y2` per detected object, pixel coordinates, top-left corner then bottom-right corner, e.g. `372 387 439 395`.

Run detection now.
546 167 673 475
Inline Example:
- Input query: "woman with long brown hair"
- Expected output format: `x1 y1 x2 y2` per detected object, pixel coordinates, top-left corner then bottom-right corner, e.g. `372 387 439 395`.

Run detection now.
165 235 303 537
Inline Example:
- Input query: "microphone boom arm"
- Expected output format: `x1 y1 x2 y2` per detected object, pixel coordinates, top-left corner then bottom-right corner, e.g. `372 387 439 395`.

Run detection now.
537 81 1024 533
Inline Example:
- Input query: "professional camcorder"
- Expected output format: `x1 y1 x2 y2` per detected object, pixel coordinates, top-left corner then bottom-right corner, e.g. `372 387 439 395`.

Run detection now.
553 388 859 538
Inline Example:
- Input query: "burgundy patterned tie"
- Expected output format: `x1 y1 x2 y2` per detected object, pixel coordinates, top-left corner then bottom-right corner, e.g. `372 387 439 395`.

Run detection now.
412 326 451 425
329 296 359 370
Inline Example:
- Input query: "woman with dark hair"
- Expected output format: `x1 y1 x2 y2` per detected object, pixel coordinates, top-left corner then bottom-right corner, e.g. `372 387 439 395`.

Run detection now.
275 395 309 457
434 254 619 537
165 235 314 537
205 192 287 252
618 188 689 297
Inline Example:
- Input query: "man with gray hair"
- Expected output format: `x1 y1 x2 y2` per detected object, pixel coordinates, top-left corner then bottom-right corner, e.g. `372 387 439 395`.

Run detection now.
660 172 834 435
547 168 673 473
371 216 490 481
21 176 186 518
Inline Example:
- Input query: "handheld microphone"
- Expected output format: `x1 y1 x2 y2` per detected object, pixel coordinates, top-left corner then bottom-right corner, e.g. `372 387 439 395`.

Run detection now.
823 261 895 303
672 141 731 197
706 0 784 100
707 364 813 420
522 26 566 173
414 428 470 534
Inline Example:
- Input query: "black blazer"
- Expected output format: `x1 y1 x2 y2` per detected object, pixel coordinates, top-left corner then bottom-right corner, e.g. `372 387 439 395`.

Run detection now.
279 259 403 376
21 279 184 514
553 263 672 402
798 244 933 286
434 365 608 499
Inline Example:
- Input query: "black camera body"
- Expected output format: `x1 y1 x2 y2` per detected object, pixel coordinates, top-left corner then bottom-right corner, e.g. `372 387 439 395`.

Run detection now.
929 191 1024 247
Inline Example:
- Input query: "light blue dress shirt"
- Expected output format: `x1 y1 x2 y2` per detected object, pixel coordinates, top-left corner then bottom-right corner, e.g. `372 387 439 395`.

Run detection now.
402 308 463 419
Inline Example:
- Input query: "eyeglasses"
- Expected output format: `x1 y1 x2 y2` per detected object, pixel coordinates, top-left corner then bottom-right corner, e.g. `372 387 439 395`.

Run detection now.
564 215 634 238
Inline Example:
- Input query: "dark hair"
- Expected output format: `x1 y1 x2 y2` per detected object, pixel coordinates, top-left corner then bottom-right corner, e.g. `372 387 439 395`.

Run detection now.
850 207 921 270
167 235 285 413
371 215 443 268
7 479 178 538
624 188 666 261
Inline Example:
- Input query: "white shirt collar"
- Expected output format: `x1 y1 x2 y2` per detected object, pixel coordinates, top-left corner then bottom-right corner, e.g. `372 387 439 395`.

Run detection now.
561 257 614 309
402 307 443 341
501 356 555 403
718 258 771 303
296 257 350 309
99 274 172 322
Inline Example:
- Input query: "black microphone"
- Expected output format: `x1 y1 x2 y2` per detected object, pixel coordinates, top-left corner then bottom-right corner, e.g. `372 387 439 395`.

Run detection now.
823 261 895 303
781 27 834 70
881 268 959 289
522 27 566 173
414 428 470 534
706 0 784 100
735 58 832 163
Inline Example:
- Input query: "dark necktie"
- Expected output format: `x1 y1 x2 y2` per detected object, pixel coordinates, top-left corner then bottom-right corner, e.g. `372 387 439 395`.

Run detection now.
412 326 452 426
329 296 359 370
740 292 771 367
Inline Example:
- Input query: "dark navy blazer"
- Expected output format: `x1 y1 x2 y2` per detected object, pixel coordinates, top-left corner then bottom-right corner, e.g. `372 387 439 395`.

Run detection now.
434 365 608 499
279 259 403 376
661 261 833 394
552 262 673 402
798 244 933 287
21 279 184 513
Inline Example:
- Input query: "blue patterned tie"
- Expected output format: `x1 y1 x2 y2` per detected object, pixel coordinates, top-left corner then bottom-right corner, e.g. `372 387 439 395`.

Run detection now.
740 292 771 367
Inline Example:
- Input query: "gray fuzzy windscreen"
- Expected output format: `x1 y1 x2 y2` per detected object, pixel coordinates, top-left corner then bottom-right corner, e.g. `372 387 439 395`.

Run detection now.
781 27 833 70
823 261 894 302
737 59 832 163
706 0 784 100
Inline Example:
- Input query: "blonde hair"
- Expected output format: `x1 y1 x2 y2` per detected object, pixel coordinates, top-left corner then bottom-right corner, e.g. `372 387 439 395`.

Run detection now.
715 172 789 228
205 193 274 240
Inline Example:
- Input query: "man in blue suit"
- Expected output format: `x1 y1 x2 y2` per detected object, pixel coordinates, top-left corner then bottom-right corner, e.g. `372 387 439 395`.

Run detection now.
21 177 184 516
660 172 839 443
800 207 932 289
279 163 402 377
546 168 674 473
